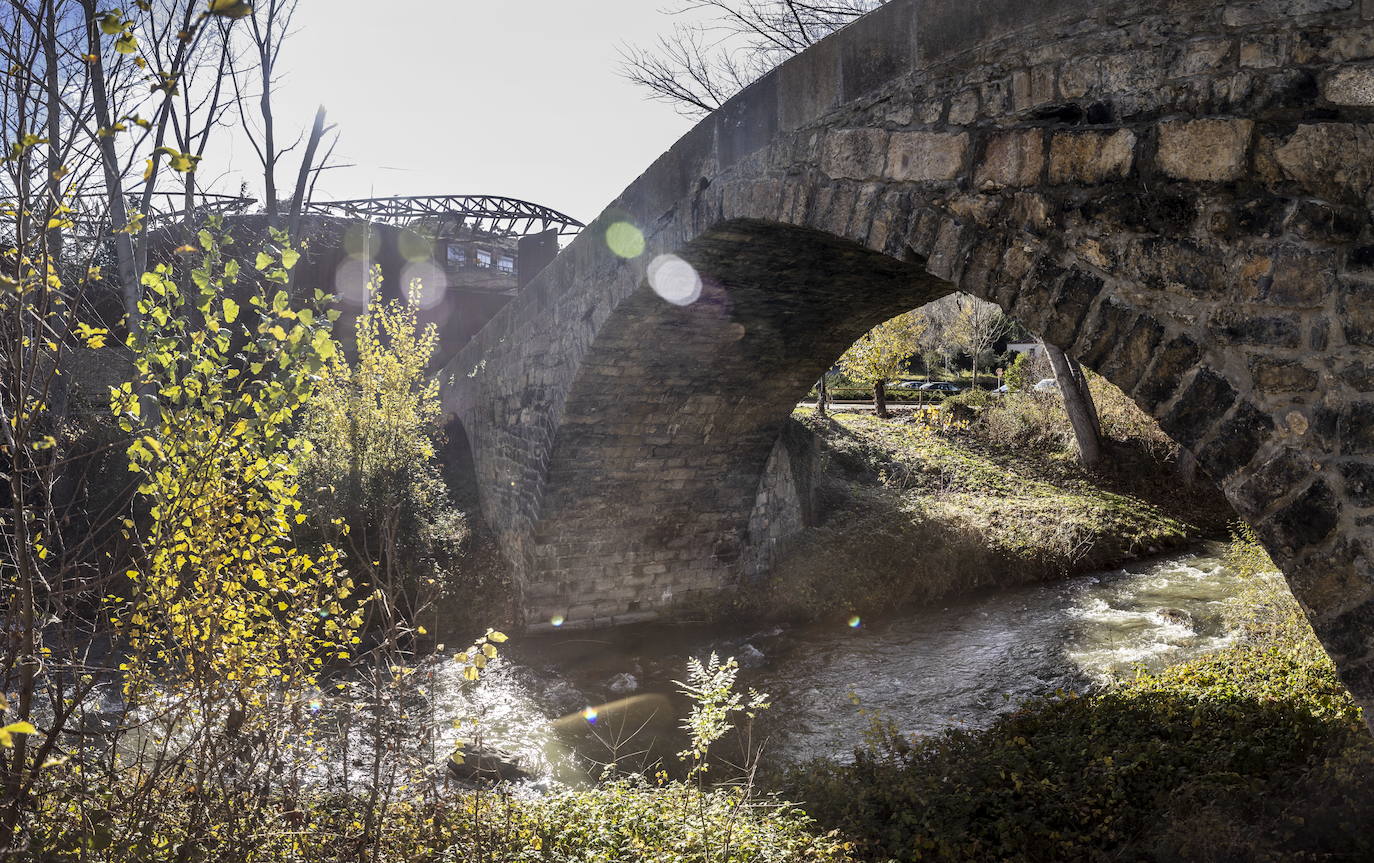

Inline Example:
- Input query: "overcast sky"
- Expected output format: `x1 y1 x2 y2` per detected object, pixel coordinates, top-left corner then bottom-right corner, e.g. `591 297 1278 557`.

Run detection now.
211 2 707 226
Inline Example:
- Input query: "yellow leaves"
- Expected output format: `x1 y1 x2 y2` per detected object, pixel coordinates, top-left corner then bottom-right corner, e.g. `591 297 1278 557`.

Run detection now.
222 297 239 323
208 0 254 18
0 721 37 747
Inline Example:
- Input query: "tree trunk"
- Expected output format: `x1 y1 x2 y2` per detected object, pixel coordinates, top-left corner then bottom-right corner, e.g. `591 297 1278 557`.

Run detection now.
873 379 888 419
816 375 828 417
83 5 140 324
286 105 327 244
1045 343 1101 469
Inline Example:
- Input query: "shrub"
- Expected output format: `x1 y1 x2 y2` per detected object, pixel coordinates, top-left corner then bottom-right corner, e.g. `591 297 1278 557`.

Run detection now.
300 280 509 637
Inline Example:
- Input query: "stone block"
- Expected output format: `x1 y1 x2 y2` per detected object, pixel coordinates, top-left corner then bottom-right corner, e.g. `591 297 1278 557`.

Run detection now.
1043 270 1104 349
974 130 1045 189
1339 360 1374 391
1343 461 1374 506
1273 124 1374 205
1155 118 1254 182
1059 57 1099 98
1323 63 1374 105
822 128 889 180
1237 447 1316 511
1202 400 1275 480
714 73 779 171
1172 39 1236 77
1338 281 1374 346
949 90 979 125
1162 368 1239 448
1260 478 1341 559
1223 0 1354 27
1048 129 1136 184
1341 401 1374 454
1240 35 1288 68
1208 308 1302 348
886 131 969 182
1250 356 1320 392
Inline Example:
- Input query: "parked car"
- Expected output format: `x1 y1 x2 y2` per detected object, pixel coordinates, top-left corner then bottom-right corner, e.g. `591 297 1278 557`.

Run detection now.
1033 378 1060 392
919 381 962 393
892 381 924 389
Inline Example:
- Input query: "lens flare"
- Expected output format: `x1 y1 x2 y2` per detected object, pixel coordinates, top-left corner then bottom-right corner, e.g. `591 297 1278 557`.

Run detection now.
333 257 371 307
550 615 565 627
308 699 322 714
848 615 862 628
582 707 598 725
400 262 444 310
605 221 645 259
397 228 432 263
647 254 702 306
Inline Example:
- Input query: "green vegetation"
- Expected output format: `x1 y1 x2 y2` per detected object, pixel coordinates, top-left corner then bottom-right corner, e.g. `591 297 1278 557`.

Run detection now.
785 532 1373 862
739 392 1227 622
299 277 511 638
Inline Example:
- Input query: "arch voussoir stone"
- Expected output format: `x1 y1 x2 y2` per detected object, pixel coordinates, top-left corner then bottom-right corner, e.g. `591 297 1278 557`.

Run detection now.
443 0 1374 728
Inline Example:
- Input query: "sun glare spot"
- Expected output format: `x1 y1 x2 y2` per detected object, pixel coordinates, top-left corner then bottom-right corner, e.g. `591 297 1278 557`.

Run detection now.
647 254 702 306
582 707 598 725
550 615 565 627
848 615 862 629
605 221 645 258
333 257 371 306
400 262 444 309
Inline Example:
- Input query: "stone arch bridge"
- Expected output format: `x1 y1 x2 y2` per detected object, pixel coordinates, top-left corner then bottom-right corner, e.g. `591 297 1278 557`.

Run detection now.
441 0 1374 720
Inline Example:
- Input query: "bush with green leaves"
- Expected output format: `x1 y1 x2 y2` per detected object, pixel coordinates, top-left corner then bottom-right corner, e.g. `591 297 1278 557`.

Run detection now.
299 278 508 637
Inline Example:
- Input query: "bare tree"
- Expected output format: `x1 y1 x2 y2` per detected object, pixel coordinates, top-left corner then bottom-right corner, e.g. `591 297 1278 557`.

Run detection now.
621 0 884 116
947 294 1012 390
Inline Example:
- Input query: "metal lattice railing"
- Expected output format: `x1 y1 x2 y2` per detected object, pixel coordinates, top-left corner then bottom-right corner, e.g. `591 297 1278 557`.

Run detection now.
302 194 585 236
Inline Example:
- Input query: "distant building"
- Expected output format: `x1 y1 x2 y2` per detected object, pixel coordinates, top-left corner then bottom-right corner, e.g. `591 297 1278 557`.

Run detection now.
1007 341 1045 359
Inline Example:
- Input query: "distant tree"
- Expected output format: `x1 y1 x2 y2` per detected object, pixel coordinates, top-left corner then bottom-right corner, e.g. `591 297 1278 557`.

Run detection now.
621 0 884 116
836 310 925 418
947 294 1012 389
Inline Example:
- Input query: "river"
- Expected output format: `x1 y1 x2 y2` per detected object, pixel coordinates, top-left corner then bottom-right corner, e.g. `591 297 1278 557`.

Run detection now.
425 543 1271 783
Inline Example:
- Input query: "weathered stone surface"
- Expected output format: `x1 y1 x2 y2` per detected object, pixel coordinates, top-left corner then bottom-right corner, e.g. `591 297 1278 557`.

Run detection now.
886 131 968 182
1339 282 1374 346
1162 368 1238 448
1173 39 1236 77
1250 356 1320 392
975 130 1045 189
1342 401 1374 454
1047 129 1136 184
1343 461 1374 506
1262 479 1342 558
1200 400 1274 479
1156 119 1254 182
822 129 889 180
1273 124 1374 203
1322 63 1374 104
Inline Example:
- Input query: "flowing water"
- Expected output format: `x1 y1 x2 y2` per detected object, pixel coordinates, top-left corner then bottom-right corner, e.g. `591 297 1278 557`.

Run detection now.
432 543 1273 782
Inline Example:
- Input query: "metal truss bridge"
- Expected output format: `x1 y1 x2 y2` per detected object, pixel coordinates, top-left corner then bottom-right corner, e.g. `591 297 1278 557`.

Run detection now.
302 194 585 236
73 192 584 238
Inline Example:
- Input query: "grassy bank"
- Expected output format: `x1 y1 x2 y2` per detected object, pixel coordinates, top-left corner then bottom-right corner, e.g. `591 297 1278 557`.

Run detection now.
737 395 1230 623
782 536 1372 861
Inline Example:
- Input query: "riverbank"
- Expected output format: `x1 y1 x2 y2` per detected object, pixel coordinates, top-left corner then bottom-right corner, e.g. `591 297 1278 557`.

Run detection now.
782 542 1373 861
731 401 1232 624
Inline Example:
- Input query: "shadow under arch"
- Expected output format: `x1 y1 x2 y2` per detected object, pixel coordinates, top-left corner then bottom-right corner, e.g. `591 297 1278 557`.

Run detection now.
524 220 951 624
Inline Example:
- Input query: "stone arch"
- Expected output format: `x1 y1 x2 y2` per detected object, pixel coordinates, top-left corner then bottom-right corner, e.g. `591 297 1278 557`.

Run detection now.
444 0 1374 723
